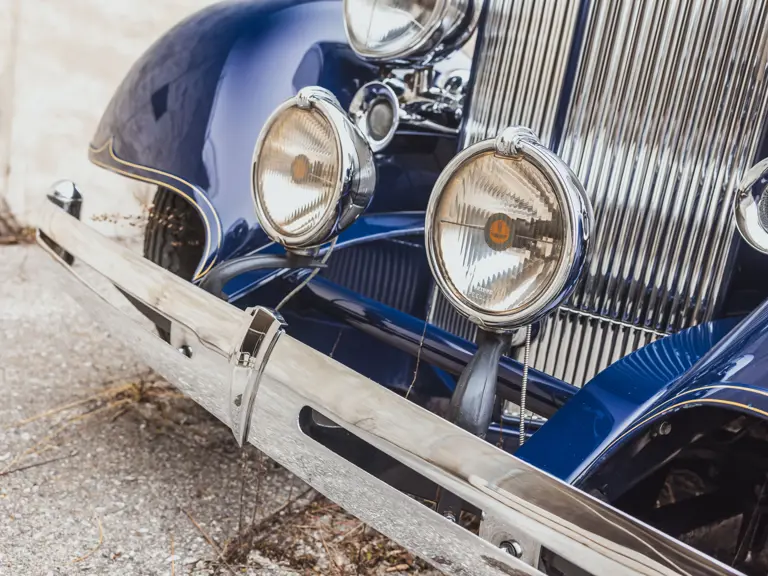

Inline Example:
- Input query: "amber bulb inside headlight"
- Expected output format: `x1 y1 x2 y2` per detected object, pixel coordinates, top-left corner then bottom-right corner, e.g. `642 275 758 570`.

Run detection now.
425 127 592 330
252 87 376 249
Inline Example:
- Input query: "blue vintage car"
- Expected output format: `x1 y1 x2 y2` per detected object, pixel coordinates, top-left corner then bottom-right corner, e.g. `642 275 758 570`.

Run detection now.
37 0 768 574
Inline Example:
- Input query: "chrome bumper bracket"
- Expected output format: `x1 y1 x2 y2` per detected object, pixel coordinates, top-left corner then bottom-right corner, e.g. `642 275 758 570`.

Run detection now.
228 306 286 447
37 180 82 264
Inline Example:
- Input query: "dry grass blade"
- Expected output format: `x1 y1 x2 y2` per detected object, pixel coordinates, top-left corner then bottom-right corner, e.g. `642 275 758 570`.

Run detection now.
236 450 249 542
338 522 364 542
223 486 315 565
1 398 133 475
5 382 137 429
182 509 238 576
250 486 314 536
72 517 104 563
0 452 74 477
320 532 343 576
170 532 175 576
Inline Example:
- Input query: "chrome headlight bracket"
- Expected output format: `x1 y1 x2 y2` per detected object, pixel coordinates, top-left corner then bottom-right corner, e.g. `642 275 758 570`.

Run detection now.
252 86 376 250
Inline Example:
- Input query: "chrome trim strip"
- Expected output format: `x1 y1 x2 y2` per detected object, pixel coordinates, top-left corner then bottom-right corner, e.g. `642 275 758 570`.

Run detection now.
559 306 667 340
37 189 739 576
89 137 223 280
465 0 768 385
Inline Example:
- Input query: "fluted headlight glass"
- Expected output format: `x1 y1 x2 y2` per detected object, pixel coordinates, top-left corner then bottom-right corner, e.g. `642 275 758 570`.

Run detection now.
435 151 564 312
425 127 592 330
252 87 376 249
256 107 339 238
343 0 474 62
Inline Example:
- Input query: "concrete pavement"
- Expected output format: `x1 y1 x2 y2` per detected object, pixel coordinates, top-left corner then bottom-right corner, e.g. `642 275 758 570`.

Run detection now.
0 244 433 575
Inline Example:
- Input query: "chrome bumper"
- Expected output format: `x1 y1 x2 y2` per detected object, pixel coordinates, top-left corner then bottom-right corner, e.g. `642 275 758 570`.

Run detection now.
36 185 739 576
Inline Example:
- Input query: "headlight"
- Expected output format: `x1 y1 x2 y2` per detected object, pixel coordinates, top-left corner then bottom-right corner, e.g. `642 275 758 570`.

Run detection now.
252 87 376 249
425 127 593 331
343 0 477 63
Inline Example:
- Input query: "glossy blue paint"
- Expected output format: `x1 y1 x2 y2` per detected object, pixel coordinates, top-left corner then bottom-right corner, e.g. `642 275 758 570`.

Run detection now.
516 317 737 481
515 302 768 483
91 0 463 276
573 297 768 482
290 275 578 418
90 0 768 488
92 0 373 275
223 212 427 300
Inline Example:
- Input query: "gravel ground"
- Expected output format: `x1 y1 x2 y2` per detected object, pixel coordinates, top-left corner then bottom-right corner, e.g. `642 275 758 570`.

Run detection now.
0 243 437 576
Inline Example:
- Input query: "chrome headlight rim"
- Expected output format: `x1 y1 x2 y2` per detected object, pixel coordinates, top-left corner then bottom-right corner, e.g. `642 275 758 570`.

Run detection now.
252 87 375 249
425 127 592 331
343 0 478 64
734 158 768 255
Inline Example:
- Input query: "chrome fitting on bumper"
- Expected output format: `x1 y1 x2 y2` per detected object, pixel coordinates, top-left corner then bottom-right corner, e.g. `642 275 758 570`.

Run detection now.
36 182 738 576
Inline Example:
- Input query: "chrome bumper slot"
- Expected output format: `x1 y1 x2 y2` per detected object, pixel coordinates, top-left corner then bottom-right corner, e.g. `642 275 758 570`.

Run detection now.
36 190 738 576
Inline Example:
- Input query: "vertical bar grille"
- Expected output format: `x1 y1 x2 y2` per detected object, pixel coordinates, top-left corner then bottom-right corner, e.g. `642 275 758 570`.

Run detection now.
464 0 580 148
462 0 768 386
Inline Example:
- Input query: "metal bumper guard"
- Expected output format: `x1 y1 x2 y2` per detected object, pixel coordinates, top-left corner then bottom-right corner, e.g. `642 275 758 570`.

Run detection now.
36 185 737 576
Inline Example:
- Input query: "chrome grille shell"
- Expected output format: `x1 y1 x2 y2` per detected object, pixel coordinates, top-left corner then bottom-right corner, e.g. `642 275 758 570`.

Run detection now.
458 0 768 386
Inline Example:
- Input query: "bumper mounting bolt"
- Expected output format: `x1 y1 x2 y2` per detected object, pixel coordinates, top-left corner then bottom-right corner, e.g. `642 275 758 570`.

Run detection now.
499 540 523 559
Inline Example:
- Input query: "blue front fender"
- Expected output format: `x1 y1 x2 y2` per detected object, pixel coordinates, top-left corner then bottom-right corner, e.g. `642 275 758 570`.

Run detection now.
90 0 379 278
519 297 768 486
89 0 463 280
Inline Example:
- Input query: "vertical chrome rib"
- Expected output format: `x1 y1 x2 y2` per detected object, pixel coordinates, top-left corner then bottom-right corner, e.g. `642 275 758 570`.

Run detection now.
463 0 580 148
458 0 768 387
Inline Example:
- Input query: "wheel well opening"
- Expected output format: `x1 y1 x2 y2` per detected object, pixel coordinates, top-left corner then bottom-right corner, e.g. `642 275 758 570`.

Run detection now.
584 407 768 574
143 186 207 281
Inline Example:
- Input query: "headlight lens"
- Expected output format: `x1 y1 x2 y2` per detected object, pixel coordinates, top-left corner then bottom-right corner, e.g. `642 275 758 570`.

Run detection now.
434 150 565 313
343 0 476 62
425 127 592 330
256 107 340 238
252 87 376 249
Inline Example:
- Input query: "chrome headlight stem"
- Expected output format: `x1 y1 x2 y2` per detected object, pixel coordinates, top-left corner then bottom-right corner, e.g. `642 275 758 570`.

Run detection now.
425 126 593 332
252 86 375 250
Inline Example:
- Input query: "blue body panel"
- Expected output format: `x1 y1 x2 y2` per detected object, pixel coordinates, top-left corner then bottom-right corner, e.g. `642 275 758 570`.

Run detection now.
91 0 768 482
517 317 739 480
90 0 462 278
520 298 768 484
